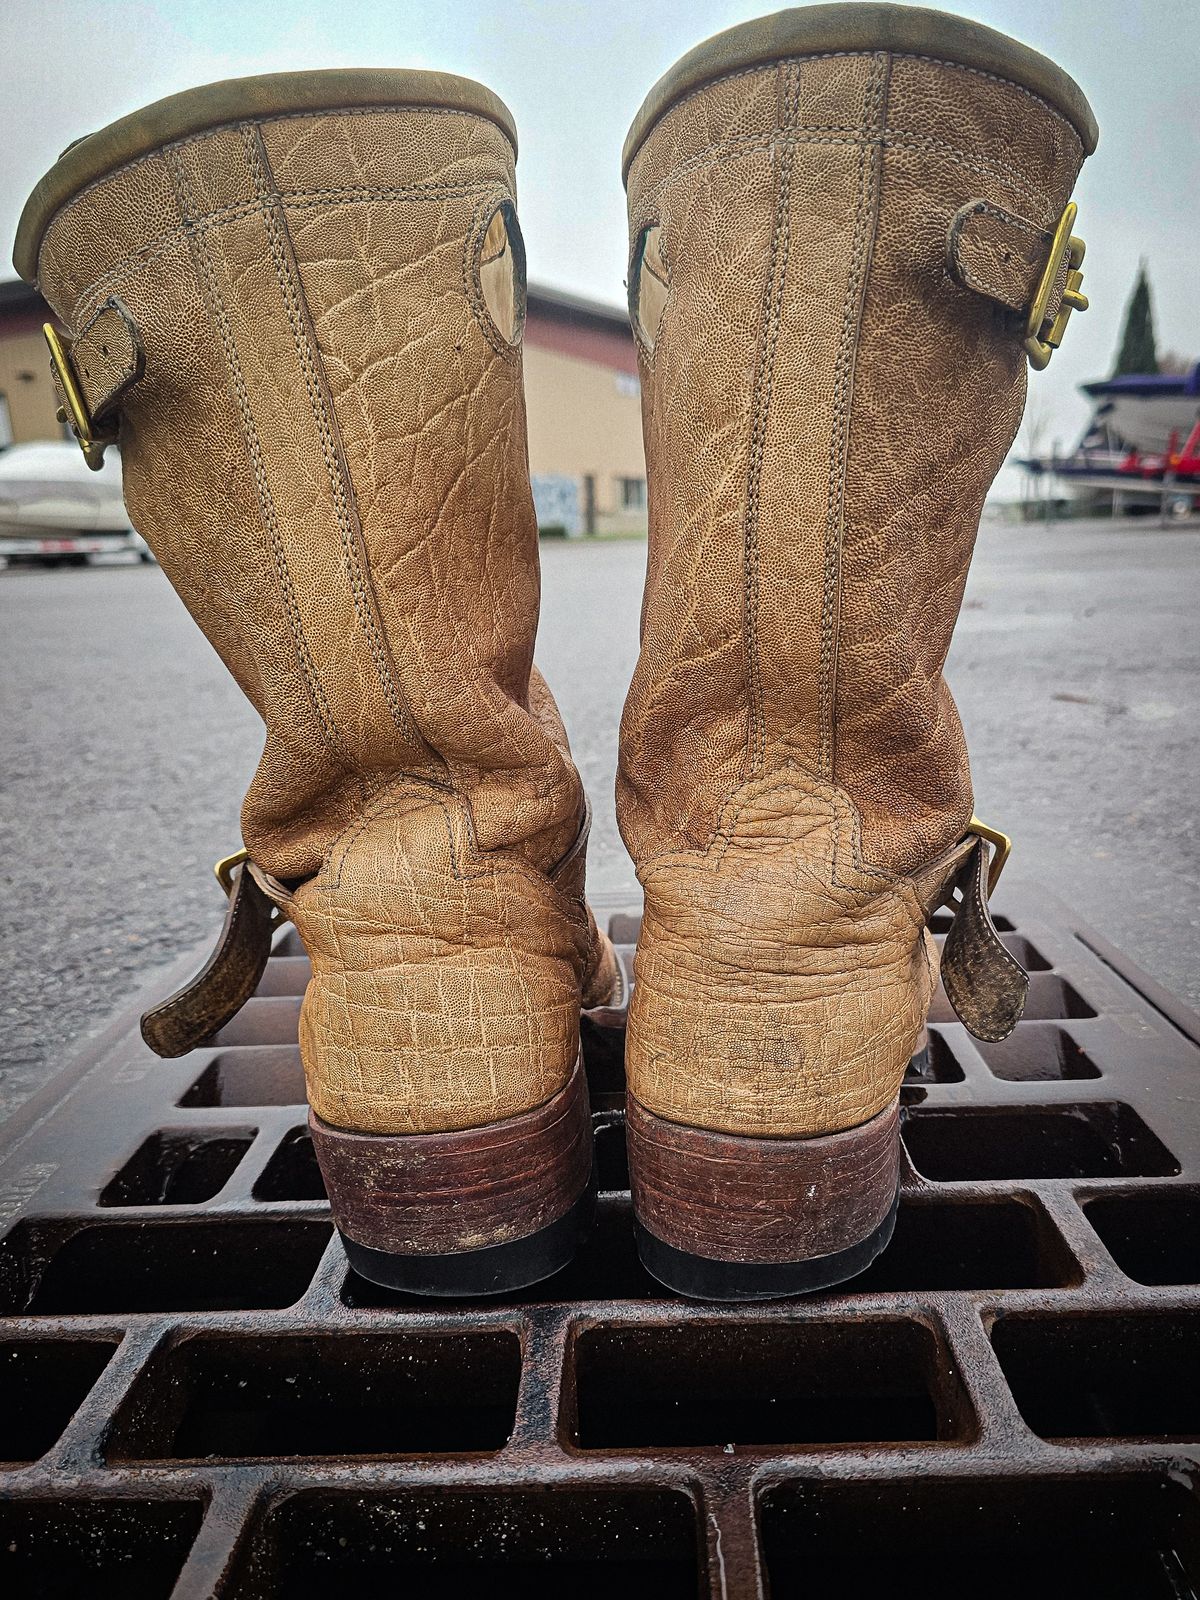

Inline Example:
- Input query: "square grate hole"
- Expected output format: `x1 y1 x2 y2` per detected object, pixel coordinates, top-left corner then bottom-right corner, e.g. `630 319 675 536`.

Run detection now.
1001 934 1053 971
99 1128 254 1206
570 1319 971 1450
1085 1189 1200 1285
179 1047 305 1107
839 1197 1076 1294
253 956 311 996
992 1312 1200 1441
929 973 1094 1025
905 1031 966 1085
976 1024 1100 1082
0 1219 331 1316
225 1487 701 1598
929 910 1015 935
209 996 302 1047
903 1103 1179 1182
103 1330 521 1463
0 1498 203 1600
593 1119 629 1192
581 1015 627 1104
758 1475 1200 1599
343 1200 658 1309
253 1128 326 1202
607 912 643 944
0 1339 117 1465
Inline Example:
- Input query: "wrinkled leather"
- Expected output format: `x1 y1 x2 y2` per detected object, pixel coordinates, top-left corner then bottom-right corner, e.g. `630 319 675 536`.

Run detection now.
32 87 615 1134
621 28 1089 1137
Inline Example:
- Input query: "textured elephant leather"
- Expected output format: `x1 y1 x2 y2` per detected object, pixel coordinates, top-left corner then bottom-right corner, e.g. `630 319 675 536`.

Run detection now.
619 11 1092 1138
26 73 616 1134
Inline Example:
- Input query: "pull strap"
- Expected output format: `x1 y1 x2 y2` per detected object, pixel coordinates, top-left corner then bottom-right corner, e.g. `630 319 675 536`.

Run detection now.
140 861 276 1057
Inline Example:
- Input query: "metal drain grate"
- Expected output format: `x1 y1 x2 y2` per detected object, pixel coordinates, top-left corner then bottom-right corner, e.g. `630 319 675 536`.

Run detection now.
1 883 1198 1598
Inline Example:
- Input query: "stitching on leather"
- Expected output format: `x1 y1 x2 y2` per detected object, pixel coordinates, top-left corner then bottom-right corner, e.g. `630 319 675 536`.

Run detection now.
953 253 1027 312
242 124 422 755
65 180 498 328
630 101 1062 233
819 52 888 781
626 218 663 369
462 191 522 362
308 778 593 928
641 763 898 890
631 128 1049 239
887 137 1048 216
70 300 135 413
166 144 351 769
742 61 801 781
629 49 1083 181
36 100 511 285
950 200 1048 310
957 198 1046 239
941 844 1026 1039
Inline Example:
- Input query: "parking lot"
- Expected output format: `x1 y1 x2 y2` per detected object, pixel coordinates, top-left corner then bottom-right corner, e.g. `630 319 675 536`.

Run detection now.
2 517 1197 1119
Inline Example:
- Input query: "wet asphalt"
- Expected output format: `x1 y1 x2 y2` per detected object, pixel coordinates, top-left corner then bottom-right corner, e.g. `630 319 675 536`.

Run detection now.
2 517 1197 1121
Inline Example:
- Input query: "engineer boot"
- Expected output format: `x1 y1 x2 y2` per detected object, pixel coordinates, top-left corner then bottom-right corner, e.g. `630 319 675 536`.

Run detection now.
17 69 620 1296
618 4 1097 1298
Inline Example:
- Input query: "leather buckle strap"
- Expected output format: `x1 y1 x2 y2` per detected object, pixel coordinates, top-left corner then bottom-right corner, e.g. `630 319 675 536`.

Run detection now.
43 296 143 470
946 198 1088 370
917 819 1029 1043
140 855 278 1058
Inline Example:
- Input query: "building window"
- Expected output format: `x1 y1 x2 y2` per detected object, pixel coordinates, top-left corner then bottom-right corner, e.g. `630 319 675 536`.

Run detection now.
0 393 12 449
620 476 647 511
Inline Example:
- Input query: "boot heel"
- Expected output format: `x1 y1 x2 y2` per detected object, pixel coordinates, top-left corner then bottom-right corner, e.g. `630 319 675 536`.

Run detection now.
311 1057 594 1298
626 1094 900 1301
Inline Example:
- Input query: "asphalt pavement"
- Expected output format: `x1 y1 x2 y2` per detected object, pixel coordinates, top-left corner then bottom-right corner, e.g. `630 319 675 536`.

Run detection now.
2 518 1197 1121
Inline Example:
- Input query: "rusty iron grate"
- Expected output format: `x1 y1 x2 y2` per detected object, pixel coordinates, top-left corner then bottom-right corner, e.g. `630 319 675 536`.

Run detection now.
1 882 1198 1598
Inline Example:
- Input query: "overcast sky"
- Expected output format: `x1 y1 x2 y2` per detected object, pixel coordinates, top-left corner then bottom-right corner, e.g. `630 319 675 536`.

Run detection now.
2 0 1195 491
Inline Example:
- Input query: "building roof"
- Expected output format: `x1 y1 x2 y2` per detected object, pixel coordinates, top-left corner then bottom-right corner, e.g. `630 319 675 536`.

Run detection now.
526 282 628 333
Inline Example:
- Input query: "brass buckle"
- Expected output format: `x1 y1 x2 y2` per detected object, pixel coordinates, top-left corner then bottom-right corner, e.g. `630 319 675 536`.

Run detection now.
43 322 113 471
1023 201 1088 371
968 816 1012 898
214 848 250 898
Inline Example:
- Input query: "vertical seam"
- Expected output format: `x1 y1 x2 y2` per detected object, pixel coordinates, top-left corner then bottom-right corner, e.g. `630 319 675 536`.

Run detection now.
166 144 353 770
818 50 890 779
743 60 801 777
241 122 425 756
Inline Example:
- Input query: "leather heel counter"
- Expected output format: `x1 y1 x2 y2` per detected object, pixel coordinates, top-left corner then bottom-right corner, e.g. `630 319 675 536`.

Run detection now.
289 787 588 1135
626 773 935 1138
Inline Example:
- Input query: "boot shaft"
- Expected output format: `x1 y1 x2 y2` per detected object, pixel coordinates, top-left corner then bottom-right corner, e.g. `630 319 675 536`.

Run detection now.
620 6 1096 877
18 72 580 880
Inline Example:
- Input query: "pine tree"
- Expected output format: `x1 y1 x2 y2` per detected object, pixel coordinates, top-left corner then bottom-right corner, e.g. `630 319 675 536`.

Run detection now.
1112 264 1159 376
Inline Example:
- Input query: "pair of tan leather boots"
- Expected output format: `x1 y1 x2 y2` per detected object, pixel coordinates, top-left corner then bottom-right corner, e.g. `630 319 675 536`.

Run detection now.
17 4 1095 1300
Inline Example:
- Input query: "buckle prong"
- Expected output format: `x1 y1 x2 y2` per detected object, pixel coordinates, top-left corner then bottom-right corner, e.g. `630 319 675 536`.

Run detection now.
214 848 250 898
43 322 113 471
1024 201 1088 371
968 816 1012 898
